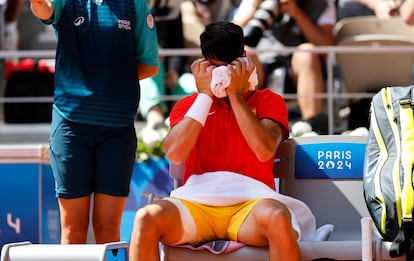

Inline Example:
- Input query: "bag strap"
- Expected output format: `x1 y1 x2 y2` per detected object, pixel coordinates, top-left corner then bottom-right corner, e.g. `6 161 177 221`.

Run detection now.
389 86 414 260
390 229 406 258
390 222 414 260
399 91 414 223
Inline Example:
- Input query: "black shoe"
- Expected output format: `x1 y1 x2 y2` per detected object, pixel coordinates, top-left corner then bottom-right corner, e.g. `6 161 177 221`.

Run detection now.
306 113 328 135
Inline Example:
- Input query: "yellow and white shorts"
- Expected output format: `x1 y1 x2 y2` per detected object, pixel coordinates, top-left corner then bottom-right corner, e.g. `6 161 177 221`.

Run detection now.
165 197 261 245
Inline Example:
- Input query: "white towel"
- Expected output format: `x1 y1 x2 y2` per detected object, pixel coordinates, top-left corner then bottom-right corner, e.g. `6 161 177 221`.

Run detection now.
210 60 259 98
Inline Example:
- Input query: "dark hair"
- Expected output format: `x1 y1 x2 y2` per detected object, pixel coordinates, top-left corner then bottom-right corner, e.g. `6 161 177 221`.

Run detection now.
200 21 245 64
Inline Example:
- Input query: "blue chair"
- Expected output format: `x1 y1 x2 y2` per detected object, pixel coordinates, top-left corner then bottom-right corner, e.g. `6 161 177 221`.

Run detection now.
162 135 372 261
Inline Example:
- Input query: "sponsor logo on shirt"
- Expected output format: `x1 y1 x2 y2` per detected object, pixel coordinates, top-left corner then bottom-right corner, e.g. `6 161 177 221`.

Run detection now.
146 13 155 30
251 107 256 115
74 16 85 26
118 19 131 31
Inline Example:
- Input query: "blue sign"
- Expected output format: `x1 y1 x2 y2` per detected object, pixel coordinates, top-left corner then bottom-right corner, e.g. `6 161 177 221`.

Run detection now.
295 142 366 179
120 157 173 242
0 163 60 249
0 164 39 244
0 155 173 252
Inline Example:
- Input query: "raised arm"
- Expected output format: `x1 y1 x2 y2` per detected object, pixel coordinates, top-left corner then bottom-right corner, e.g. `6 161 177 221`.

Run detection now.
162 58 213 163
30 0 54 21
226 57 284 162
137 63 158 80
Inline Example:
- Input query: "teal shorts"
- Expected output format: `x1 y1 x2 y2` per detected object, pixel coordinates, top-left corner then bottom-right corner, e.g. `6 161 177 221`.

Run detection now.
49 109 137 199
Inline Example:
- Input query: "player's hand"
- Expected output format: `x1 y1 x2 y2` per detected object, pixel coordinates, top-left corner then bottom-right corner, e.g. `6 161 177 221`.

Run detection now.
190 58 214 97
226 57 254 96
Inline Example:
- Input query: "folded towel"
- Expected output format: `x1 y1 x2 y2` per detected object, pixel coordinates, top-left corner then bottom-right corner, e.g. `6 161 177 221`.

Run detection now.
210 59 259 98
174 224 333 255
169 172 334 255
170 171 325 241
176 240 246 254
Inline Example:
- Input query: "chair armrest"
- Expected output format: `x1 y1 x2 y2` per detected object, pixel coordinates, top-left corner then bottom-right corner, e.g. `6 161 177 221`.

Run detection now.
361 217 374 261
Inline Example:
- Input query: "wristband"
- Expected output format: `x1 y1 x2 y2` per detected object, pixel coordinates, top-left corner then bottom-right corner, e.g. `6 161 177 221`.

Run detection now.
184 93 213 126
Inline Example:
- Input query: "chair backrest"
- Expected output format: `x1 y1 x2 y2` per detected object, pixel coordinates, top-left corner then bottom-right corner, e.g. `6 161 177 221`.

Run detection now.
335 16 414 42
334 16 414 93
274 135 369 241
166 135 371 260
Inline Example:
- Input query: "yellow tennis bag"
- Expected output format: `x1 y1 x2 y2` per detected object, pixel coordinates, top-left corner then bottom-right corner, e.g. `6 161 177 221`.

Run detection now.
364 86 414 260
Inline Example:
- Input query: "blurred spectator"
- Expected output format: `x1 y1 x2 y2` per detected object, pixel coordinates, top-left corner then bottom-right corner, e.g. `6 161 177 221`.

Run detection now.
180 0 240 49
3 0 24 50
244 0 336 134
139 61 197 129
336 0 414 132
337 0 414 24
0 0 25 122
401 0 414 24
337 0 402 20
189 0 236 26
231 0 262 27
231 0 266 86
139 0 197 135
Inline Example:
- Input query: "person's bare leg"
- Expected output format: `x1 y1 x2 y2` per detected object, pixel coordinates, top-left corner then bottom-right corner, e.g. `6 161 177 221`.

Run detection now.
5 0 25 23
291 44 325 120
129 200 185 261
58 196 91 244
146 105 165 128
92 193 128 243
238 198 300 261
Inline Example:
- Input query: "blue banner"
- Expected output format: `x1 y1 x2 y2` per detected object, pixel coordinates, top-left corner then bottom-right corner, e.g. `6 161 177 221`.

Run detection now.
295 142 366 179
121 157 173 242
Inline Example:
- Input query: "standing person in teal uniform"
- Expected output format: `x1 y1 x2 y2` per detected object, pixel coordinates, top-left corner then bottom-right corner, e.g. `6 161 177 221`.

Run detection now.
29 0 159 244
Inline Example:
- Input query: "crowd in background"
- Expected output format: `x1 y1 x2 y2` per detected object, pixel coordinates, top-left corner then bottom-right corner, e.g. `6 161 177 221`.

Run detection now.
2 0 414 134
141 0 337 135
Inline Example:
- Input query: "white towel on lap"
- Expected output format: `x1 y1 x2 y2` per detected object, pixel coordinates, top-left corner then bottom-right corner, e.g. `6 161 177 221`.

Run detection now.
170 171 332 241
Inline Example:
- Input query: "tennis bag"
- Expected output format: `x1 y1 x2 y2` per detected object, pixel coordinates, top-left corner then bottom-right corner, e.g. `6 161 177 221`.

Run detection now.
364 86 414 260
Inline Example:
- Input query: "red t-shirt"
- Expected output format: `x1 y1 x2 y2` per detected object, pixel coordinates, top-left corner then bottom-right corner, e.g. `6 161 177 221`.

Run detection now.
169 89 289 190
